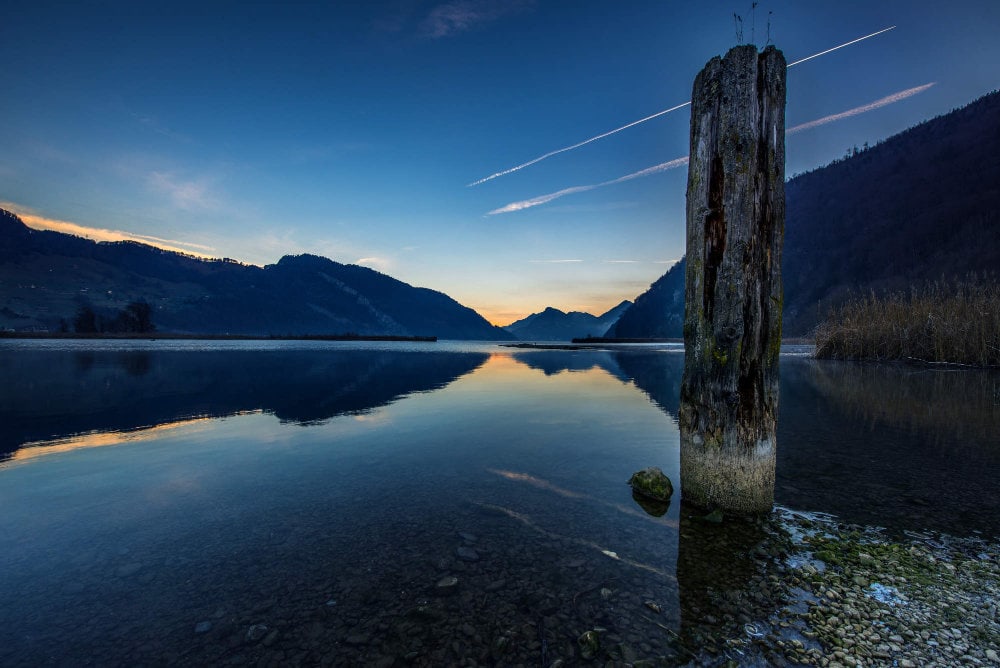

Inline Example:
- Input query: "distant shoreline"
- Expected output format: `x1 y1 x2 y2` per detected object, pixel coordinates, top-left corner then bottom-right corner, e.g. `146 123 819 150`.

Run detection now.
571 336 682 344
569 336 814 345
0 332 437 342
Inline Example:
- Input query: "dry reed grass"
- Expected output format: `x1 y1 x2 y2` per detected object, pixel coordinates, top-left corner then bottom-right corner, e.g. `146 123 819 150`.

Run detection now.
814 278 1000 367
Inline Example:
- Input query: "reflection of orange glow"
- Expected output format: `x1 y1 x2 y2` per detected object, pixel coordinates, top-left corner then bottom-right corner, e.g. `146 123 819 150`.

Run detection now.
8 412 261 466
482 352 618 386
483 352 525 370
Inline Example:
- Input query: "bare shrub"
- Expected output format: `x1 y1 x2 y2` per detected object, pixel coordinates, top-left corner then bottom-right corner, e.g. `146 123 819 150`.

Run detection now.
814 277 1000 367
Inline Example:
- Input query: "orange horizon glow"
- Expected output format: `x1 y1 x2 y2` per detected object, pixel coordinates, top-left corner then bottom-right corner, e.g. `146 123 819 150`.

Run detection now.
2 201 648 326
2 201 220 260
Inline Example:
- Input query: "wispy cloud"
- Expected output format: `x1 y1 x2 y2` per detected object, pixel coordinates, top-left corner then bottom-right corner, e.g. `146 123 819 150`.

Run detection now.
130 112 192 143
529 259 582 264
147 171 219 211
787 82 935 135
468 26 896 186
355 256 393 271
545 201 638 214
0 201 216 258
488 156 688 215
420 0 533 38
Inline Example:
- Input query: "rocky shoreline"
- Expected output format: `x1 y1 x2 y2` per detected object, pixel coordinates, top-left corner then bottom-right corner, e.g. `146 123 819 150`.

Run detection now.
678 508 1000 667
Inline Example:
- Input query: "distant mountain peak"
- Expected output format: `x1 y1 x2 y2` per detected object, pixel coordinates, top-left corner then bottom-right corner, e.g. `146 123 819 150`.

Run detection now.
504 300 633 341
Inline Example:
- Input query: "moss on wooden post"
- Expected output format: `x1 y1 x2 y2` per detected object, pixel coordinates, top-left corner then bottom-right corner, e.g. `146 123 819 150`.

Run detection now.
679 45 786 514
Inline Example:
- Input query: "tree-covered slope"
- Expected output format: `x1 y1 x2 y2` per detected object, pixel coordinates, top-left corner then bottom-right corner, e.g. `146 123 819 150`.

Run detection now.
0 210 512 339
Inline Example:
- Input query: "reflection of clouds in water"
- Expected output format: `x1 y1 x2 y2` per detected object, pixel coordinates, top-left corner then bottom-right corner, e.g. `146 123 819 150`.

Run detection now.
477 502 675 580
488 468 678 528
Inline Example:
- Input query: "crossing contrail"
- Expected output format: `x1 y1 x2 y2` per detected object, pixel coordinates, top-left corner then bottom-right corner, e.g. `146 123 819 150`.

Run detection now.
489 77 929 215
487 156 688 215
469 26 896 187
786 25 896 67
468 101 691 187
787 82 935 134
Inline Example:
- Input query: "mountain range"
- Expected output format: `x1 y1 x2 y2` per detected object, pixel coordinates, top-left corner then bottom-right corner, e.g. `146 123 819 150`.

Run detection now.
610 89 1000 338
0 209 511 340
502 301 632 341
4 90 997 340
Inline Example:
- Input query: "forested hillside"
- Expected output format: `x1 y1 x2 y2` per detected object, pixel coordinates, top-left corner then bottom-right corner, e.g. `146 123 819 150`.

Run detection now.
0 210 511 339
612 90 1000 337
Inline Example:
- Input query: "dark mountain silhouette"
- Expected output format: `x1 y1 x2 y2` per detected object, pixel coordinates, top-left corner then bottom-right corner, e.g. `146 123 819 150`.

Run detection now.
610 89 1000 337
607 260 686 338
504 300 631 341
0 209 512 339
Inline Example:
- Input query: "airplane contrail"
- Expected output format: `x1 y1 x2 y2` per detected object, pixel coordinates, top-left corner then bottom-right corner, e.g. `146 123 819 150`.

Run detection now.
468 101 691 187
489 78 930 215
787 82 935 134
469 26 896 187
786 25 896 67
487 156 688 215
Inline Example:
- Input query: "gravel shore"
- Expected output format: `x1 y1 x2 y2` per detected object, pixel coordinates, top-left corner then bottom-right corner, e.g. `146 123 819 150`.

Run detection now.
681 508 1000 667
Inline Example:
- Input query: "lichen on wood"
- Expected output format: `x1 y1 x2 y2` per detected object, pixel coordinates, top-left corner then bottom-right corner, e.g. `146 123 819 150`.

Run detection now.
679 44 786 515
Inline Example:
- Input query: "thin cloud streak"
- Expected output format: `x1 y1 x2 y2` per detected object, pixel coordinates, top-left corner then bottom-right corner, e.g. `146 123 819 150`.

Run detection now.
468 102 691 187
488 156 688 215
786 25 896 67
787 82 935 134
469 26 895 186
489 78 929 215
420 0 532 38
1 202 216 258
129 232 215 252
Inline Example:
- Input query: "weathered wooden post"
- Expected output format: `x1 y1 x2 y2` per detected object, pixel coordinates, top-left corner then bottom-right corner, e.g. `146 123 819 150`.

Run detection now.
679 45 786 514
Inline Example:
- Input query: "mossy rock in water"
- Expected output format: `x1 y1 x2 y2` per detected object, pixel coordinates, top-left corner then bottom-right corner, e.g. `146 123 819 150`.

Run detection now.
628 467 674 502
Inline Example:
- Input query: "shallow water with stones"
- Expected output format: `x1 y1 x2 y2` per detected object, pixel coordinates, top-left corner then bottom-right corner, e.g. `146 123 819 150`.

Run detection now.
1 339 998 666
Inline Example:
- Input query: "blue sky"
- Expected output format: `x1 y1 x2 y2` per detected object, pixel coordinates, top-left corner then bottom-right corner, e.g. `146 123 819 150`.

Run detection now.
2 1 998 324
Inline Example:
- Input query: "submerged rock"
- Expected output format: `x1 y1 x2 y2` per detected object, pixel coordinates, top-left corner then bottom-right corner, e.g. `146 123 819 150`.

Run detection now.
455 546 480 562
245 624 269 642
631 489 670 517
628 467 674 502
702 509 725 524
578 630 600 659
434 576 459 595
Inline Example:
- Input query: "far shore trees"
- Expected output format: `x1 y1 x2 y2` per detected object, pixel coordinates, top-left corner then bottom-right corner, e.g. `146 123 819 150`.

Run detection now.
73 300 155 334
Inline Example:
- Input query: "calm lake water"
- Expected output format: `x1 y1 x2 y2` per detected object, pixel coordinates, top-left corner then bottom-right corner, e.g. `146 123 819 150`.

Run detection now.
1 340 998 666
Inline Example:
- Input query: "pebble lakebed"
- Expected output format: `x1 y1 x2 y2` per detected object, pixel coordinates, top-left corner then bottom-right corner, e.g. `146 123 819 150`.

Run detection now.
186 510 998 667
6 502 997 667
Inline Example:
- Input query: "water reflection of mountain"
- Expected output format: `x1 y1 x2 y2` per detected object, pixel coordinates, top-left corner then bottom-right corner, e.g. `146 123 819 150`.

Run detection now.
510 350 684 406
510 349 1000 537
510 350 632 381
0 349 488 461
777 359 1000 537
